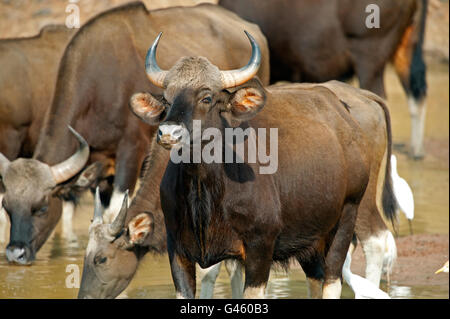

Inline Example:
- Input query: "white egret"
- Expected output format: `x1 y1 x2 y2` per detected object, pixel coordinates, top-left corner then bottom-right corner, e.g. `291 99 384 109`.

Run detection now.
435 261 449 274
343 252 391 299
391 155 414 235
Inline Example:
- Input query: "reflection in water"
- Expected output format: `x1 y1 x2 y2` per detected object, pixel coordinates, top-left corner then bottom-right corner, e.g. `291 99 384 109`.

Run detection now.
266 277 291 299
389 285 413 299
49 235 64 260
390 284 449 299
0 64 448 299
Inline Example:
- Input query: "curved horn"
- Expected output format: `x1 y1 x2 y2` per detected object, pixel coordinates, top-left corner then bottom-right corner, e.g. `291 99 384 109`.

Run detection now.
0 153 10 175
51 126 90 185
108 190 129 237
93 187 103 224
145 32 168 88
220 31 261 89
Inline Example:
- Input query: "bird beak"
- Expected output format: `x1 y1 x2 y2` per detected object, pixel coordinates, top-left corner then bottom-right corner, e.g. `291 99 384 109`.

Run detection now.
435 267 445 274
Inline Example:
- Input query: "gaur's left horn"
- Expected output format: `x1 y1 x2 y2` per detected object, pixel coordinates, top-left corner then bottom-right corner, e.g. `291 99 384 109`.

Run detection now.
108 190 128 237
50 126 90 185
0 152 10 175
93 187 103 223
145 32 168 88
220 31 261 89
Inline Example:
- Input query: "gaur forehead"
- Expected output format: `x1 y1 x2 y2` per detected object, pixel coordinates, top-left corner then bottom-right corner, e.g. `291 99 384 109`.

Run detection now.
163 56 222 103
86 224 110 256
87 223 116 255
3 159 55 192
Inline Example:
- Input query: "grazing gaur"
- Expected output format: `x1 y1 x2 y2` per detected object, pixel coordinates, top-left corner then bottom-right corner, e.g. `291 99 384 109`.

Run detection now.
0 126 89 264
219 0 428 159
124 32 399 299
78 186 243 299
0 25 75 242
0 1 270 265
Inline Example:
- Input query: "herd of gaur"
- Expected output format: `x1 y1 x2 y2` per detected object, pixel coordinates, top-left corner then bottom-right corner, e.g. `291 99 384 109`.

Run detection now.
0 0 428 299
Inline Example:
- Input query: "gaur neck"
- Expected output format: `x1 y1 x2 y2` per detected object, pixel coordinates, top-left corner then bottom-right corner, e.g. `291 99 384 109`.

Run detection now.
127 139 168 254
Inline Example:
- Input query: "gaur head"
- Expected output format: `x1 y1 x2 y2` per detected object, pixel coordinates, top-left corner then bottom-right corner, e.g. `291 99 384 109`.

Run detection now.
129 31 266 151
0 126 89 264
78 187 153 299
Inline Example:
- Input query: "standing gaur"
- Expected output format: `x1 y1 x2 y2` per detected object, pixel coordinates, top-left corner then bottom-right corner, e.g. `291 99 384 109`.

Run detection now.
220 0 428 159
0 2 270 265
78 75 399 298
91 31 398 299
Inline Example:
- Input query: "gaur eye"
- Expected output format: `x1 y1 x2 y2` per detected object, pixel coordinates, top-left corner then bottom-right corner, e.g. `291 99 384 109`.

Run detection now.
32 206 48 216
94 255 107 265
201 97 212 104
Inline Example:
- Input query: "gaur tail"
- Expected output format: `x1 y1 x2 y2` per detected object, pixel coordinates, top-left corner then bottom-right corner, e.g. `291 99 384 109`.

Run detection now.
410 0 428 101
371 95 399 228
393 0 428 101
381 101 399 229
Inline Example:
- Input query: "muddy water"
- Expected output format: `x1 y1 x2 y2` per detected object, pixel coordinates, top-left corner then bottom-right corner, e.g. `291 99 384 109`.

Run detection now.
0 64 448 299
385 62 449 237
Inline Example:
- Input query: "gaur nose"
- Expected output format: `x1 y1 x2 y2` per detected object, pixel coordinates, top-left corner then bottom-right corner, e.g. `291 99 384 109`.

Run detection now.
171 128 183 140
6 244 31 265
158 123 184 145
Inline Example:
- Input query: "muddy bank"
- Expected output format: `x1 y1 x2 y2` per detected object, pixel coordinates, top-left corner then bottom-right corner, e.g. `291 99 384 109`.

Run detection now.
351 234 448 288
286 234 449 290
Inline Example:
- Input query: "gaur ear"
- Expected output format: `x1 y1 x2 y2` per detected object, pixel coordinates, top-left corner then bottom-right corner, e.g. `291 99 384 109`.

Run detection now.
224 78 266 125
130 92 166 126
127 213 153 246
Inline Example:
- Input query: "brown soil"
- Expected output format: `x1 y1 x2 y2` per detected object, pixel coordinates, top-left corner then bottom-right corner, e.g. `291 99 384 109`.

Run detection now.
351 234 449 287
288 234 449 289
